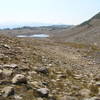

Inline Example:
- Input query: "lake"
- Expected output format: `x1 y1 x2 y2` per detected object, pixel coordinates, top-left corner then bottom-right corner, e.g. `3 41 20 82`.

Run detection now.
17 34 49 38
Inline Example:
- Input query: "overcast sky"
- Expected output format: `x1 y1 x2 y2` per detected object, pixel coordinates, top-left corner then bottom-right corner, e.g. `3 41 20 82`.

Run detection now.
0 0 100 25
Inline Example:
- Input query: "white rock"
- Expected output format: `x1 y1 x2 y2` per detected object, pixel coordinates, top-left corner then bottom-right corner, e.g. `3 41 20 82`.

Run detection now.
3 44 10 49
14 94 23 100
36 88 49 97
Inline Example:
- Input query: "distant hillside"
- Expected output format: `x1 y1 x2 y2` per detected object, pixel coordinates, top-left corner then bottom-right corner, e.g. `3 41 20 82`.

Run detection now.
51 12 100 46
0 23 73 30
11 24 73 30
0 12 100 46
79 12 100 27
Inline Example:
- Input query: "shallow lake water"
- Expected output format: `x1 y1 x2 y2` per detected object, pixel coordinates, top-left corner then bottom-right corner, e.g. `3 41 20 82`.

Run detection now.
17 34 49 38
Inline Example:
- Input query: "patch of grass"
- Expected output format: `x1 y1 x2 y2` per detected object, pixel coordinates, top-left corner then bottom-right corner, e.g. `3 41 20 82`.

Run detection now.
60 42 89 49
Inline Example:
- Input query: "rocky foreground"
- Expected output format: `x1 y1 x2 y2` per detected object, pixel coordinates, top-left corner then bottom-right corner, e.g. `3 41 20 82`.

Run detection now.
0 35 100 100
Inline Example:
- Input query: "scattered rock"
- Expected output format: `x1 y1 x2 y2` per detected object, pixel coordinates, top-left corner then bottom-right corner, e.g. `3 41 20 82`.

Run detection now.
97 88 100 95
14 94 23 100
2 69 13 77
28 71 37 76
59 95 77 100
30 81 39 88
57 74 66 79
1 86 14 97
0 80 11 85
27 76 32 81
19 66 30 71
12 74 27 84
3 64 18 69
95 81 100 86
2 44 10 49
0 69 3 79
0 30 100 100
79 89 91 97
37 98 44 100
94 75 100 81
48 96 56 100
36 88 49 98
83 97 100 100
0 69 2 73
35 67 49 74
74 74 83 79
42 82 48 86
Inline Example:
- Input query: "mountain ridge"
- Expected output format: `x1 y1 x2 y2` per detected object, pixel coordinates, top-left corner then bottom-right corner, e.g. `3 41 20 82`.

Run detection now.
79 12 100 27
50 12 100 45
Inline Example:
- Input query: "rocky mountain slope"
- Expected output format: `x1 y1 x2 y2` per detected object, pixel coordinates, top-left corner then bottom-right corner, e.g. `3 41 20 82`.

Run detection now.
0 12 100 100
51 12 100 46
0 34 100 100
0 12 100 46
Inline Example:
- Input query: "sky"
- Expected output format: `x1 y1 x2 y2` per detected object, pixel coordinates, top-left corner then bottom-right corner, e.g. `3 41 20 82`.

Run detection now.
0 0 100 26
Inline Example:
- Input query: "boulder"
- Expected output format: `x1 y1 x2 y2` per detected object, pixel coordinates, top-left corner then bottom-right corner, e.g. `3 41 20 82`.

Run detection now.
36 88 49 98
2 44 10 49
95 81 100 86
12 74 27 84
35 67 49 74
1 86 14 97
94 74 100 81
3 64 18 69
2 69 13 76
79 88 91 97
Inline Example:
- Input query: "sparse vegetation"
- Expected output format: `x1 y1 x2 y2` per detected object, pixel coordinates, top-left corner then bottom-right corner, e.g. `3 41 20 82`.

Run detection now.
0 12 100 100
